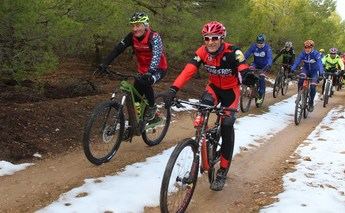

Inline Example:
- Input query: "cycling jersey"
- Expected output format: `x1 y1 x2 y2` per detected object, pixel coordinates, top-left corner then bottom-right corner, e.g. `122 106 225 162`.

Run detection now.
273 47 295 65
172 42 249 90
322 54 345 72
103 28 168 74
244 43 273 69
291 50 324 75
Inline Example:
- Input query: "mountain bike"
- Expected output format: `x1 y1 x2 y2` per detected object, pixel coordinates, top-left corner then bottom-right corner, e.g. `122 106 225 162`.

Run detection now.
240 68 265 112
273 64 291 98
83 70 171 165
322 72 338 108
160 99 236 213
337 72 343 91
294 76 312 125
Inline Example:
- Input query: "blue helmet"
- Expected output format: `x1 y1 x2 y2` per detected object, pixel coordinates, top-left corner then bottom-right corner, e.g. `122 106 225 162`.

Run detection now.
256 33 266 43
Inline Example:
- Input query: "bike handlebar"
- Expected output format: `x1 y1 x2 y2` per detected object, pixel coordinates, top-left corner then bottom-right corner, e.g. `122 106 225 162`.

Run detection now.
173 99 237 114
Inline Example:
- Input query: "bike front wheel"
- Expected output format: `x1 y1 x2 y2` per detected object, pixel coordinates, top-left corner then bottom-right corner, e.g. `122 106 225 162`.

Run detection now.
273 74 282 98
142 93 171 146
240 85 252 112
160 139 199 213
282 76 290 95
294 92 303 125
323 81 330 107
83 100 124 165
303 90 309 119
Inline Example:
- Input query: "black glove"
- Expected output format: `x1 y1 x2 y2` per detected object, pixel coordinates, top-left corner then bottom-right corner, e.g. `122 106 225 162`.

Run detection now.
318 74 325 81
138 73 154 86
162 87 178 107
96 63 110 75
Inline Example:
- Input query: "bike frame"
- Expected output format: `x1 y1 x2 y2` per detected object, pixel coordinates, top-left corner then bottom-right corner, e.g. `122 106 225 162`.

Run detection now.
114 80 149 138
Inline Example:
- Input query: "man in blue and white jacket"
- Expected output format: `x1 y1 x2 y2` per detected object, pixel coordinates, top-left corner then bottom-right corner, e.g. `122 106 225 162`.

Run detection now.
291 39 324 112
244 33 273 104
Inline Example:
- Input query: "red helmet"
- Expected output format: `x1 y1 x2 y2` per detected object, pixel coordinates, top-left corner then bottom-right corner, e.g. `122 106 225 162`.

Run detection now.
201 21 226 37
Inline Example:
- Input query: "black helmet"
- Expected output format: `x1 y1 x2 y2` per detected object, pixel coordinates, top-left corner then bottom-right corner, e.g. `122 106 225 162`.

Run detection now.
256 33 266 43
129 12 149 24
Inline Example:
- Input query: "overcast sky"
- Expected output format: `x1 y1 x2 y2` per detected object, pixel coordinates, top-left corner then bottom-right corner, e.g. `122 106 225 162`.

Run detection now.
336 0 345 20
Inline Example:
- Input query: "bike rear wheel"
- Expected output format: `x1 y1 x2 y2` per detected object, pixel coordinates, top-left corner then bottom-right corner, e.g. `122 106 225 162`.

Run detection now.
323 81 331 107
160 139 199 213
83 100 124 165
142 94 171 146
294 92 303 125
240 85 252 112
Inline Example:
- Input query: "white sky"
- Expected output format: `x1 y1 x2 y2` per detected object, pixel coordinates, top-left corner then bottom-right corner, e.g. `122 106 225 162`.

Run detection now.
336 0 345 20
1 94 344 212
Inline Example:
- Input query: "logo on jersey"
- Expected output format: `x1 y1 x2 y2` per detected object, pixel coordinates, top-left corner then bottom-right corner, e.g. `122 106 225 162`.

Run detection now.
254 51 266 57
303 59 316 64
204 65 233 76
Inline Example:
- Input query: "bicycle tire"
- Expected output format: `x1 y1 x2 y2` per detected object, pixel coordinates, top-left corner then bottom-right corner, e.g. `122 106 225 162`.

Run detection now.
273 74 282 98
160 139 199 213
323 81 330 107
282 76 289 95
83 100 124 165
294 92 303 125
142 94 171 146
240 85 252 112
303 90 309 119
206 126 222 184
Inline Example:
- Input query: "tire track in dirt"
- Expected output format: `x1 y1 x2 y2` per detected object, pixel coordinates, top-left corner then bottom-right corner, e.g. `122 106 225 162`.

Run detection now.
1 86 307 213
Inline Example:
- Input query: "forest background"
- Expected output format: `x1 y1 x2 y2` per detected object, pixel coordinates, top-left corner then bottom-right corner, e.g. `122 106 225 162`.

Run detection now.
1 0 345 84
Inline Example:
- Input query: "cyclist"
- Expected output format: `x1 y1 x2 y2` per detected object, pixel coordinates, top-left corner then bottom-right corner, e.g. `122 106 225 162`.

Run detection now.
319 48 325 59
163 21 250 191
290 40 324 112
272 41 295 77
321 47 345 94
244 33 273 104
98 12 168 120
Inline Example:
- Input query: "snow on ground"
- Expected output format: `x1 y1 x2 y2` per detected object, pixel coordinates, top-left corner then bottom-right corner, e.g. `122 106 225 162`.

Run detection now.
0 161 34 176
261 106 345 213
38 95 304 213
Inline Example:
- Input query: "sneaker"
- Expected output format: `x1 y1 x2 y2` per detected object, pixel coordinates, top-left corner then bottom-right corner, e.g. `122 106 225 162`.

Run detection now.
256 97 264 104
308 104 314 112
210 168 228 191
145 105 157 121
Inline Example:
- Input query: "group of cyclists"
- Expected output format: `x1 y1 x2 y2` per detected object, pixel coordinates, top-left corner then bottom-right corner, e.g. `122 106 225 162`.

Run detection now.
97 12 345 191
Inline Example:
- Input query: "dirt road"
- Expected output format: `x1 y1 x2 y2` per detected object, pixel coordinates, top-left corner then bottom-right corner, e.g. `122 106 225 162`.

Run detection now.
1 88 344 213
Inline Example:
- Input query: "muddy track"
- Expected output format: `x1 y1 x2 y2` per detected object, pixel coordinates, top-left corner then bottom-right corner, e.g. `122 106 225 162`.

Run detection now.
1 87 343 213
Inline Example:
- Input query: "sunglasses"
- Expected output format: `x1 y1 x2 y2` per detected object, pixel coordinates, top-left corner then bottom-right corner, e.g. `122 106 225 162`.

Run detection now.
204 36 222 41
304 46 312 49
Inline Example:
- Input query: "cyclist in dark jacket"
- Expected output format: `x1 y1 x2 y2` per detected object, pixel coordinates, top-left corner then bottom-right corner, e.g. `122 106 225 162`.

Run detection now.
273 41 295 75
163 21 250 191
98 12 168 120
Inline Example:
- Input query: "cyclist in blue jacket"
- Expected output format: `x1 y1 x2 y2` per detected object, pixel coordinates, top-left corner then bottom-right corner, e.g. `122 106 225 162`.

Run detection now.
291 40 324 112
244 33 273 104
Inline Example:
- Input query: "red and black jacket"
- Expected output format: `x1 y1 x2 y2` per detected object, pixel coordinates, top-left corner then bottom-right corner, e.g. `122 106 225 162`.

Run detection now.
173 42 249 90
103 29 168 74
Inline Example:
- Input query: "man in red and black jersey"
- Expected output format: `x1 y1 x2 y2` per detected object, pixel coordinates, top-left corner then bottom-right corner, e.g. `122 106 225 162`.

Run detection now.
98 12 168 120
164 21 250 191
